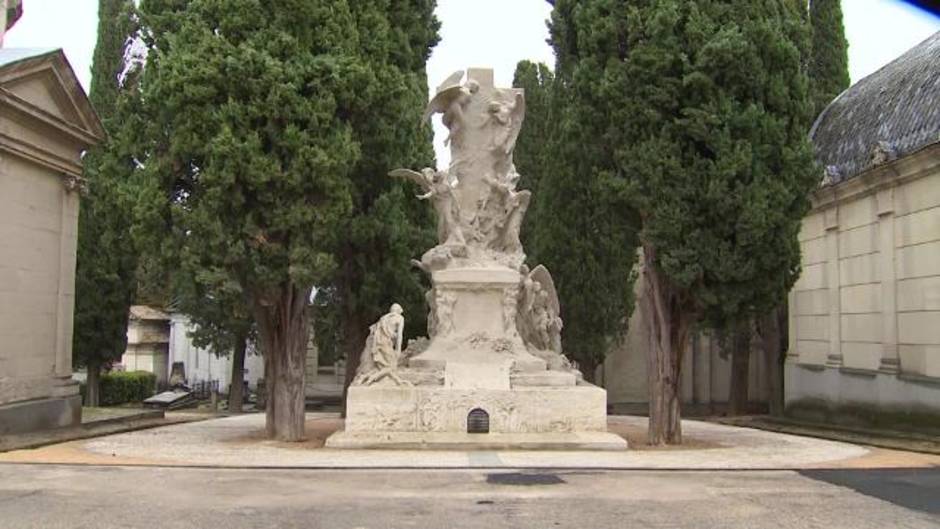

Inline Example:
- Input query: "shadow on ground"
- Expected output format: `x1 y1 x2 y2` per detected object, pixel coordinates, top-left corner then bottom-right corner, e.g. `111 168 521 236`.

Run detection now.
800 468 940 515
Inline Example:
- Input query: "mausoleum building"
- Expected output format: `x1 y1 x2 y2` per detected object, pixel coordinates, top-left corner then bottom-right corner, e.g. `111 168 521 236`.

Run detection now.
0 49 103 433
785 32 940 427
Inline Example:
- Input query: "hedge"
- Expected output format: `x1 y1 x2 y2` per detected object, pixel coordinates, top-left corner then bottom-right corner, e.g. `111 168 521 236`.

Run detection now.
81 371 157 406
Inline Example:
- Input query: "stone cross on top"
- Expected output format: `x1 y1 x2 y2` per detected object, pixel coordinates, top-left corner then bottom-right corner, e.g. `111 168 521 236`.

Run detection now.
424 68 525 220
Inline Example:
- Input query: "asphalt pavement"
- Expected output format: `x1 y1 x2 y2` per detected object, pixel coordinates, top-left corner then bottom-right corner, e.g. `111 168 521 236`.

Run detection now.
0 464 937 529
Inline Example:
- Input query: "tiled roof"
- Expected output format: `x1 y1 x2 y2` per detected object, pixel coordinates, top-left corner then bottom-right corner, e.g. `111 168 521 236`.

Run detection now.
810 31 940 185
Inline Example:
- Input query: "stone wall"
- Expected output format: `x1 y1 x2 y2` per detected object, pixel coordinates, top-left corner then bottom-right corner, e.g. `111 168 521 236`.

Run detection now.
0 153 79 408
602 272 770 413
786 143 940 423
122 314 170 386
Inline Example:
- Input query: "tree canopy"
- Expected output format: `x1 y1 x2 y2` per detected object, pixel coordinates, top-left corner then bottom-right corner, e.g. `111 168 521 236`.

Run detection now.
73 0 141 405
809 0 850 117
550 0 819 443
512 59 639 380
132 0 442 439
134 0 368 440
327 1 440 394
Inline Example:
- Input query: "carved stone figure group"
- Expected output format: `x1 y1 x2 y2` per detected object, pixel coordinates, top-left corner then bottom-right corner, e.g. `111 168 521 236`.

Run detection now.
353 303 410 386
517 265 563 356
390 167 464 246
360 69 576 383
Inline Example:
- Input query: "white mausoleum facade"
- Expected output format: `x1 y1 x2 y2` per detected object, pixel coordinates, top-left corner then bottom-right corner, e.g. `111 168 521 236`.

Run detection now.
121 305 265 392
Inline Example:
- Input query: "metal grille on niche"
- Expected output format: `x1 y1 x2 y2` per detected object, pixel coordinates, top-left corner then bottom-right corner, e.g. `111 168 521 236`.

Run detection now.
467 408 489 434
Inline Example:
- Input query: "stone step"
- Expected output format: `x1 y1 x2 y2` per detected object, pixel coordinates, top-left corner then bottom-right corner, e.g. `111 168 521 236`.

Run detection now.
511 371 578 387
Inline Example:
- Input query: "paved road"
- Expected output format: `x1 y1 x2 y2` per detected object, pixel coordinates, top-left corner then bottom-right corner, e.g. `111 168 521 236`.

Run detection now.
800 468 940 515
0 464 937 528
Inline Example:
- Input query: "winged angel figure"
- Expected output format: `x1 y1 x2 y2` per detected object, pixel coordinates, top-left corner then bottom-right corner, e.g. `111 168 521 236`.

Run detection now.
487 91 525 155
423 70 478 149
389 168 465 246
518 264 564 356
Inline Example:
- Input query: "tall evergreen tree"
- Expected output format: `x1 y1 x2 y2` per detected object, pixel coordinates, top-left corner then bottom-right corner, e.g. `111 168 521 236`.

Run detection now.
73 0 140 406
134 0 366 441
552 0 818 444
512 59 638 381
511 60 555 254
809 0 850 116
332 1 440 398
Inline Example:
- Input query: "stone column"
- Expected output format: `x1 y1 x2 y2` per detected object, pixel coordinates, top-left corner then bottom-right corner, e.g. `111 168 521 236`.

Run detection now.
786 287 799 362
876 187 900 373
51 186 80 399
824 207 842 367
54 188 79 378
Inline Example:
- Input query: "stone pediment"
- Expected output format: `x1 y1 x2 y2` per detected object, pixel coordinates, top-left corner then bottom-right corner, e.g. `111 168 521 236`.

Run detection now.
0 48 103 179
0 48 104 143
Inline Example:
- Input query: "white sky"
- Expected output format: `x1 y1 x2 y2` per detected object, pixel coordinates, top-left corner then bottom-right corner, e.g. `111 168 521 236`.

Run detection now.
5 0 938 168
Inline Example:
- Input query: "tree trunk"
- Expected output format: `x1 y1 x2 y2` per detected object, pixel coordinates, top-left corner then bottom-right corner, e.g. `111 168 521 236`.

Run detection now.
728 320 751 416
228 331 247 414
86 360 101 407
642 245 691 445
253 284 310 441
580 357 599 384
263 343 276 438
341 311 368 418
759 306 785 417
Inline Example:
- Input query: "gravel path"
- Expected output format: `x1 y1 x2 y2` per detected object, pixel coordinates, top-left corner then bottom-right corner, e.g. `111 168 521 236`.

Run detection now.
0 413 894 469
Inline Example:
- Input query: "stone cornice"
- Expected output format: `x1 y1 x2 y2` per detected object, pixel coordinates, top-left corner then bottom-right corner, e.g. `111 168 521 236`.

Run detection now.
810 142 940 213
0 87 100 185
0 87 101 146
0 131 83 180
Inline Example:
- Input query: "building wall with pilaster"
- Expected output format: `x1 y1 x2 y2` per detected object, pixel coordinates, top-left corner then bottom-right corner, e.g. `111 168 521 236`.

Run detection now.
0 50 103 433
786 144 940 423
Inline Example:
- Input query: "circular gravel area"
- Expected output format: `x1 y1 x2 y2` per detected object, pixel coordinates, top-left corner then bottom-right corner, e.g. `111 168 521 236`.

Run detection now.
19 412 873 469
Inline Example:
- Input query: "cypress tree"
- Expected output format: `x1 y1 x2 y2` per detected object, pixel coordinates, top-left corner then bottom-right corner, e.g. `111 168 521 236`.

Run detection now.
332 1 440 398
552 0 818 444
134 0 364 441
809 0 850 116
513 59 639 381
512 60 555 220
73 0 140 406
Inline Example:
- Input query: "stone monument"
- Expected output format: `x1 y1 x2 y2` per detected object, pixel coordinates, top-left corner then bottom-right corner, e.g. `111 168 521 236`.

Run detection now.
326 68 626 449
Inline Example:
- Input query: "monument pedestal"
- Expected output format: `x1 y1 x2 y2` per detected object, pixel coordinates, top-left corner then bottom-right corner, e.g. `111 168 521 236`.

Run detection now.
408 266 546 372
326 382 627 450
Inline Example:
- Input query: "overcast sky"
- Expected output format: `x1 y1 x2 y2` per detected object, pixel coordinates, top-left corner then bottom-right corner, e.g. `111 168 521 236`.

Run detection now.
5 0 939 168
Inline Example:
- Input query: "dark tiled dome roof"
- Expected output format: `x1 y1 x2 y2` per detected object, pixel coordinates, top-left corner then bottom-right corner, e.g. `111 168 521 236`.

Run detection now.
810 31 940 185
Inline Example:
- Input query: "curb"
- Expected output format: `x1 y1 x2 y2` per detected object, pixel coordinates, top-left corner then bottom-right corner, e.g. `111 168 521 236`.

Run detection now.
0 415 211 453
711 416 940 456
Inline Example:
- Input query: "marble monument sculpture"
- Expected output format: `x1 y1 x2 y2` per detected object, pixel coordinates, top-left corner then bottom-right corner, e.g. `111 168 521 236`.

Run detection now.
326 68 626 449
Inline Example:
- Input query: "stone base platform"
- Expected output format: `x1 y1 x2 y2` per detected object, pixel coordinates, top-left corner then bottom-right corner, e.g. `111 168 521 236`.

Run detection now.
325 430 627 450
331 382 624 450
0 395 81 435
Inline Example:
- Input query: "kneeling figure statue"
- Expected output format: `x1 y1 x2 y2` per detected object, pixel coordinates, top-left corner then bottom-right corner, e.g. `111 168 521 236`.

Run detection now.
353 303 410 387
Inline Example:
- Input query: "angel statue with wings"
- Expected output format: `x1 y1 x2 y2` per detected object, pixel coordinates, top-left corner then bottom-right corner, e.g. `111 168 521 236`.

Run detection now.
389 167 465 246
423 70 479 149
